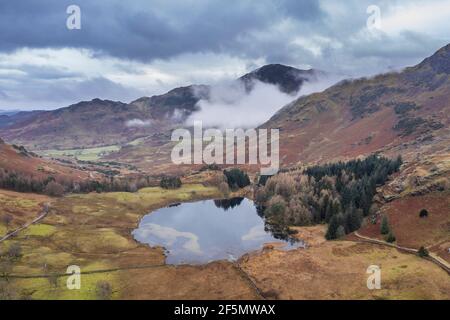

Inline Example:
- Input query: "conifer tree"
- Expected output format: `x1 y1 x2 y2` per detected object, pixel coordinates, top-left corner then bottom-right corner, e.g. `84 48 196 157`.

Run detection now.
380 215 390 235
325 215 339 240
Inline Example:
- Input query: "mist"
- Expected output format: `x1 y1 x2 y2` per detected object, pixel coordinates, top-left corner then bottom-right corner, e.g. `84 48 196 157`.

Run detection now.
186 74 343 129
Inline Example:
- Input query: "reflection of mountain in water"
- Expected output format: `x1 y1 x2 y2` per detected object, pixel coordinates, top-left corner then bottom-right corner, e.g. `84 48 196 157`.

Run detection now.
213 197 244 210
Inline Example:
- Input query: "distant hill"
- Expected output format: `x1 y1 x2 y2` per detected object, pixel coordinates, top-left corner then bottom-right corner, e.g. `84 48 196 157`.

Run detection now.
0 64 317 150
0 99 159 149
0 138 90 181
130 84 210 120
0 109 22 116
0 110 44 128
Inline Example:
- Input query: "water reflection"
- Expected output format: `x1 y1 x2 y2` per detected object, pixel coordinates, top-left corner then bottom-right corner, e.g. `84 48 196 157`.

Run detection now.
213 197 244 210
132 198 303 265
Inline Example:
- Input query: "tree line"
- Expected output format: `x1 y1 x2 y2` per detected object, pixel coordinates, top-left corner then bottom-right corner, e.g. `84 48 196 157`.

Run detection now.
254 155 402 240
0 168 159 196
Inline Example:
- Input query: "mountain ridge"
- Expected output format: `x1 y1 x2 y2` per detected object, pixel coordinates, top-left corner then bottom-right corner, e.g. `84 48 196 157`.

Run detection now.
260 43 450 168
0 64 318 149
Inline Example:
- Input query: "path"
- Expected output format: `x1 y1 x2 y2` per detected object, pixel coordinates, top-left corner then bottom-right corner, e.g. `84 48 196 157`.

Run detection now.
353 231 450 274
0 203 50 243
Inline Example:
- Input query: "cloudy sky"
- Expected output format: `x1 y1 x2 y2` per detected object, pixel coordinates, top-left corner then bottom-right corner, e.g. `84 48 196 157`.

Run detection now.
0 0 449 110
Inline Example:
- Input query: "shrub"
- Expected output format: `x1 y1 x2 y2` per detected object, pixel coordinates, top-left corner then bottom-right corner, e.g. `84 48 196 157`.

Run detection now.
336 225 346 239
419 209 428 218
200 164 221 171
274 174 296 199
218 182 230 196
385 232 396 243
254 188 268 203
417 246 429 257
287 198 313 226
160 176 182 189
223 168 250 189
44 181 65 197
7 243 22 259
0 279 16 300
380 215 390 235
257 174 272 186
47 274 59 288
0 214 12 230
96 281 112 300
325 215 339 240
265 195 287 217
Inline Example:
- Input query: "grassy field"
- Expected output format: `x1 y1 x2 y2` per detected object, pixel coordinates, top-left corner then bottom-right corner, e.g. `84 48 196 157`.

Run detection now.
0 190 50 237
39 145 121 161
1 186 449 300
1 184 260 300
38 137 147 161
358 191 450 263
240 227 450 300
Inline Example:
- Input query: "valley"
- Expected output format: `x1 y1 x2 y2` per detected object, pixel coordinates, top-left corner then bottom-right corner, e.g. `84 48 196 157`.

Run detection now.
1 45 449 300
1 182 448 300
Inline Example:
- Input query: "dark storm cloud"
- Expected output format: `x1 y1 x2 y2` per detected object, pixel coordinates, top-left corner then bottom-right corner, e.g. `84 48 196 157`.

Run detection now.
0 0 449 110
0 0 323 61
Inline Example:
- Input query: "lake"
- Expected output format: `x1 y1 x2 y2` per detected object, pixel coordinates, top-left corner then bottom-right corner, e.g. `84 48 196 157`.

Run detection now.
132 197 303 265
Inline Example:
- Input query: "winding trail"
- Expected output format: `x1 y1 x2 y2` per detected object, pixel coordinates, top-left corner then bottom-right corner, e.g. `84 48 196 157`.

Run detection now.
353 231 450 275
0 203 50 243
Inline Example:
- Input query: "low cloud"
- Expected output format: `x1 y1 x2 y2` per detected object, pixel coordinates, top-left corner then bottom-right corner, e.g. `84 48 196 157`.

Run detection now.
186 80 297 128
126 118 152 127
186 74 342 128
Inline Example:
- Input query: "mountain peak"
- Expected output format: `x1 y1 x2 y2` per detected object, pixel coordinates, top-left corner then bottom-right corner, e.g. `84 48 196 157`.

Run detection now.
416 43 450 74
239 64 318 94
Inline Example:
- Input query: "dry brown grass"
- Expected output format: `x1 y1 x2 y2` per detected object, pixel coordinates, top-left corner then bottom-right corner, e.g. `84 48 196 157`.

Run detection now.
3 186 449 300
240 236 450 300
359 192 450 251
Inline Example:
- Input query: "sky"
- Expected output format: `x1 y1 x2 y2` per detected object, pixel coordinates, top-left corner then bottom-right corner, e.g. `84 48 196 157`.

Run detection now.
0 0 449 110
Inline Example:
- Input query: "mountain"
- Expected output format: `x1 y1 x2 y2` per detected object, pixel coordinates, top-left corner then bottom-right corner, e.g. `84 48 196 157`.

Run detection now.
0 110 44 128
2 44 449 175
0 138 90 181
260 43 450 167
130 85 210 120
0 99 160 149
239 64 319 94
0 64 316 150
107 45 450 174
0 109 22 116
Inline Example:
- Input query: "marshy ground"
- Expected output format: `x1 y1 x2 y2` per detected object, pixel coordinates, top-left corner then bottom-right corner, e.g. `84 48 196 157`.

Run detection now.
0 185 449 300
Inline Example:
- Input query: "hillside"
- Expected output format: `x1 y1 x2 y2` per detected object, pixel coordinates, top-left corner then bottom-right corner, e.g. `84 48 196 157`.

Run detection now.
0 64 315 151
0 138 91 182
2 46 449 175
261 44 450 168
0 99 160 149
104 44 450 173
